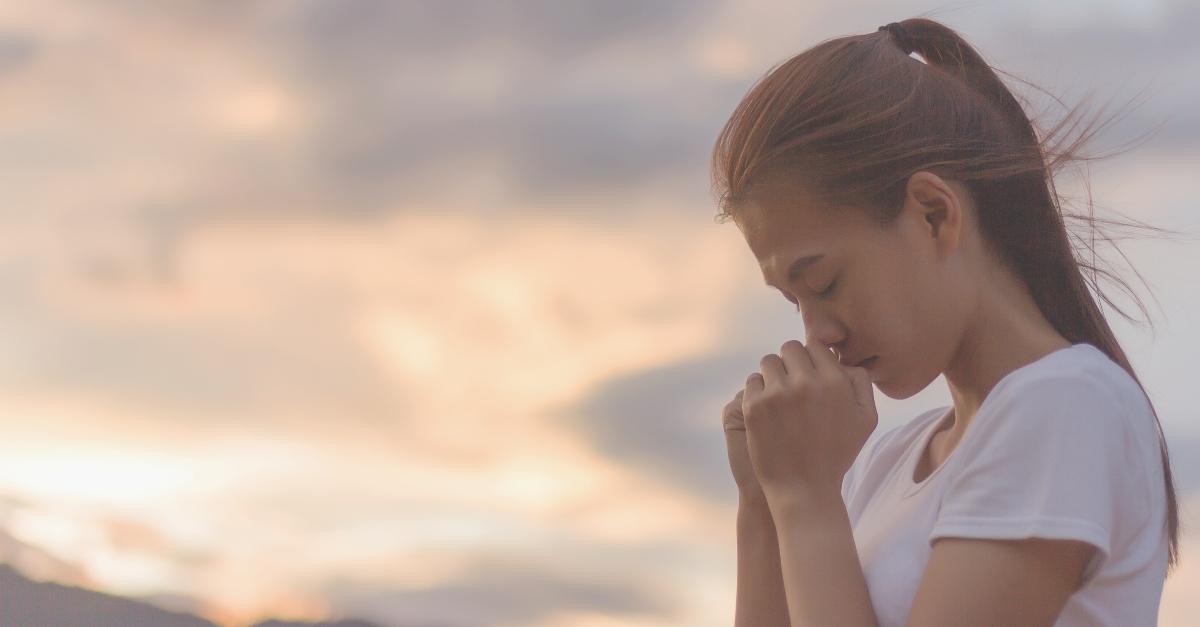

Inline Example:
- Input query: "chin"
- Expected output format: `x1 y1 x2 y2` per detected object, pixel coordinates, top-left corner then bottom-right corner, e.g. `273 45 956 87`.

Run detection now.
872 367 940 400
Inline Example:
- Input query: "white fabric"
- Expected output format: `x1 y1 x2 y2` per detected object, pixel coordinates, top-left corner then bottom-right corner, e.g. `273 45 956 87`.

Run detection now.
842 343 1168 626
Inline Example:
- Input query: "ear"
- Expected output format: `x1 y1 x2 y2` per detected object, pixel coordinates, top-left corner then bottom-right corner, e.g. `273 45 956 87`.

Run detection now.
904 172 964 258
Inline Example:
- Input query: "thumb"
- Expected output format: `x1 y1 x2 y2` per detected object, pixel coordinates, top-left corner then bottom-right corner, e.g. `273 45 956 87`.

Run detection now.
847 367 877 415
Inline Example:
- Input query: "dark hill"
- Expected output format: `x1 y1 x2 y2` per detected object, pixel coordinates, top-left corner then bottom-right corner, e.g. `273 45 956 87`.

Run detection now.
0 564 215 627
249 622 382 627
0 565 381 627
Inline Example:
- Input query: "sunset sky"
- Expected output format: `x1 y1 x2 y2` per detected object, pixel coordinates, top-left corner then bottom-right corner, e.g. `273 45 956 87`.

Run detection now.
0 1 1199 626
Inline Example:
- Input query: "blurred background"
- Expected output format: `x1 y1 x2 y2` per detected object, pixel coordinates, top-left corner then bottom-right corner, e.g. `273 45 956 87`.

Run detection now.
0 0 1198 625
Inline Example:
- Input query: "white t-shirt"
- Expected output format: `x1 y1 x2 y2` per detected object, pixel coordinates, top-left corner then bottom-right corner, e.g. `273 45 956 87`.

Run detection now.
842 343 1168 626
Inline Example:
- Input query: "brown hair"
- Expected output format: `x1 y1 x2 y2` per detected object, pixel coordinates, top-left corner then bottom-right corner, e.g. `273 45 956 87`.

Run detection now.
713 18 1179 568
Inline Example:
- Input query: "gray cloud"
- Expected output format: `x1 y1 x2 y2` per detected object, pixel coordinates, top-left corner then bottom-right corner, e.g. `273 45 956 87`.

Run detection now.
1165 432 1200 498
267 0 1200 217
570 351 764 502
0 30 37 76
981 1 1200 152
24 0 1200 226
502 94 720 194
311 90 722 208
290 0 704 63
272 0 730 214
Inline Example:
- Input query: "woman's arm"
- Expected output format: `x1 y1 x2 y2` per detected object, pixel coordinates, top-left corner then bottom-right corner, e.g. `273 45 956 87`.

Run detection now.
741 341 880 627
771 494 1091 627
723 391 791 626
906 537 1093 627
770 491 877 627
736 495 792 627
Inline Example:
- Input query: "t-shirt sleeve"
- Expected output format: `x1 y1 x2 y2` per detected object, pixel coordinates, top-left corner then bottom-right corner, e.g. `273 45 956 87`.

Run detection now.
930 371 1144 575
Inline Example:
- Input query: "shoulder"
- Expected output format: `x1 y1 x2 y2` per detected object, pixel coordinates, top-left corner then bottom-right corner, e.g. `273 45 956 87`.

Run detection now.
934 344 1166 572
997 344 1164 499
975 343 1154 441
1006 343 1139 391
943 343 1163 515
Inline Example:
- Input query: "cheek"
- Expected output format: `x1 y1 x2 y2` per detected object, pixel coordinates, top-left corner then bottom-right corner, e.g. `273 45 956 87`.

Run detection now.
854 246 959 394
847 253 925 344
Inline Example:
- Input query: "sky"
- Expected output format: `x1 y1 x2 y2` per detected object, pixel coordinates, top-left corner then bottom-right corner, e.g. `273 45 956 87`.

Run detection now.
0 0 1198 625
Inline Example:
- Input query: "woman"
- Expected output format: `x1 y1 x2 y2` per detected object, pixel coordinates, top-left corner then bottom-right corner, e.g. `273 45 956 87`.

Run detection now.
714 18 1175 627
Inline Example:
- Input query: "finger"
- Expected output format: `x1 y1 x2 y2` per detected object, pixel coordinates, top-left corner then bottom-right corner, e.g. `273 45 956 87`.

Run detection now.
758 354 787 386
745 371 765 397
779 340 815 377
723 390 746 430
743 373 764 422
805 340 844 379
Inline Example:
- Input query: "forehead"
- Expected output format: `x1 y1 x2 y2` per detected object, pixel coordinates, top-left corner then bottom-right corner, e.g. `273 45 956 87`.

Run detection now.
737 190 871 283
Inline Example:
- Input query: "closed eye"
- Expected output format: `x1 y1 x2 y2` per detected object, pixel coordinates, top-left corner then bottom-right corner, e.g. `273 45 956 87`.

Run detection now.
818 277 837 298
776 290 801 312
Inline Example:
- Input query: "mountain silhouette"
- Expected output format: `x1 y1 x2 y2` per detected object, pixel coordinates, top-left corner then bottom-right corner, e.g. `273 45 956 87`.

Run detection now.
0 564 382 627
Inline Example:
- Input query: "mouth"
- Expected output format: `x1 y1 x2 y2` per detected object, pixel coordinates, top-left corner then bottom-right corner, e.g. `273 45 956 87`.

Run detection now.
850 356 879 369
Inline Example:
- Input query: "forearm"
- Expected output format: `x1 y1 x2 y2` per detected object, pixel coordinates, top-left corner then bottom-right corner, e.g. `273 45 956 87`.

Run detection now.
735 494 791 627
772 491 877 627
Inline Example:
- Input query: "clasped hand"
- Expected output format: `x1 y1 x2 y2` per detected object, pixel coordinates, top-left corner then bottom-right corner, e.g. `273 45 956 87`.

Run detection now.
723 340 878 510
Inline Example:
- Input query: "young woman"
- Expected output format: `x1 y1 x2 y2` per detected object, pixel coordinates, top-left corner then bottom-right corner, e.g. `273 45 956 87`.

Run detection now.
714 18 1175 627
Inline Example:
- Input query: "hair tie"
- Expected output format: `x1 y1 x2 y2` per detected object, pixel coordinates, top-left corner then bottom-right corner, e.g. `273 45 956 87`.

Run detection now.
878 22 915 55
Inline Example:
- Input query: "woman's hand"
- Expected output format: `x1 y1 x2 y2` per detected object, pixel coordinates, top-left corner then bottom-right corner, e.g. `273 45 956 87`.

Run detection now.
742 340 878 508
723 390 769 505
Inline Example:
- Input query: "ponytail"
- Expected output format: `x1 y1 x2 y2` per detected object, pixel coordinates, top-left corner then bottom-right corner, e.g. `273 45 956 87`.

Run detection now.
715 17 1179 568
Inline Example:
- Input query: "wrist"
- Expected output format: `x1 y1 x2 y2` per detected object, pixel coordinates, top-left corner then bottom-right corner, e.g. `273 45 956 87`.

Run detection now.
737 496 778 547
738 487 771 511
764 484 846 526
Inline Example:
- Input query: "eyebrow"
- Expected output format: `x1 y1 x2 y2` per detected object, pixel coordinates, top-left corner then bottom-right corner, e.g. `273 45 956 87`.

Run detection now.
786 254 824 284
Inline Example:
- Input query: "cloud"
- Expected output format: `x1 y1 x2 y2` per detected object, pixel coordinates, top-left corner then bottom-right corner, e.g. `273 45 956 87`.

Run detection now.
977 1 1200 153
570 352 758 502
1165 432 1200 497
289 0 705 63
307 91 722 209
0 0 738 229
5 0 1198 229
330 556 675 627
274 0 731 213
0 29 38 76
0 227 401 421
0 212 745 623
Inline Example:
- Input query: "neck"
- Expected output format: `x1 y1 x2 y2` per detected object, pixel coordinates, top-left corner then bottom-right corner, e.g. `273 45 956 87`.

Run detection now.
941 268 1071 433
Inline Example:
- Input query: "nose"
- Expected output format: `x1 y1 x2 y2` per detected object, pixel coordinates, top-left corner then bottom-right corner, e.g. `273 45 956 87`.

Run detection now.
801 303 846 354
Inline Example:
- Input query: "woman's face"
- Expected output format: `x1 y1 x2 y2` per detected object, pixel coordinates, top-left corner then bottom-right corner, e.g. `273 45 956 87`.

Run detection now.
737 179 975 399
